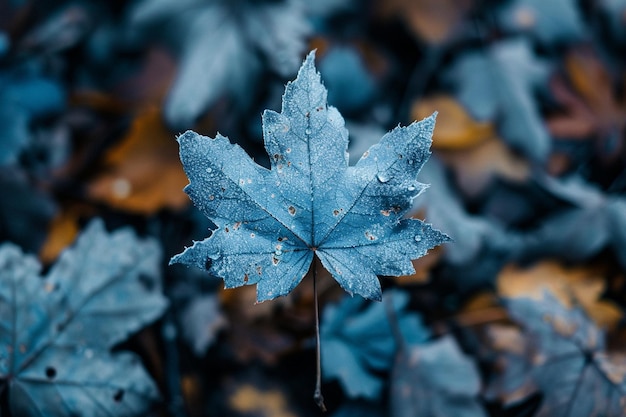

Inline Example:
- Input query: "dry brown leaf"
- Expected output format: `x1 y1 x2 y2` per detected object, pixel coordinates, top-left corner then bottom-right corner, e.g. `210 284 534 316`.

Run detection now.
229 384 296 417
412 95 494 150
497 261 622 329
87 107 190 214
376 0 473 44
438 136 530 197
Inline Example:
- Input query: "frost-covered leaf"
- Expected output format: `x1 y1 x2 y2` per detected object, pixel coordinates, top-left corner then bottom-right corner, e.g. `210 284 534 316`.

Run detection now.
129 0 316 128
0 219 168 416
497 0 586 45
500 292 626 417
446 39 550 161
390 335 487 417
321 290 428 399
171 51 449 302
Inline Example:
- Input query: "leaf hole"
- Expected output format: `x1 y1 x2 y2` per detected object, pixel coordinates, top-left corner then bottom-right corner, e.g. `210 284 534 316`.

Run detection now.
113 389 125 402
45 366 57 379
288 206 296 216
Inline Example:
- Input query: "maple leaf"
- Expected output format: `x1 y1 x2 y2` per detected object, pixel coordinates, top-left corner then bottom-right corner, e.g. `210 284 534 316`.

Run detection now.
497 292 626 417
170 51 449 302
0 219 168 416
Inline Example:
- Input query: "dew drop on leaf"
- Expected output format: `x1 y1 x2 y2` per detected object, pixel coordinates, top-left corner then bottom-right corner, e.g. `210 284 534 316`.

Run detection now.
376 173 390 183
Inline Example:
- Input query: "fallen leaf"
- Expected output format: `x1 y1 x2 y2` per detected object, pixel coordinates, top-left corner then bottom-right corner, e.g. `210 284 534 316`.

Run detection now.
390 335 487 417
548 48 626 164
228 384 297 417
87 106 190 214
438 136 530 197
498 261 622 329
375 0 473 44
412 95 495 150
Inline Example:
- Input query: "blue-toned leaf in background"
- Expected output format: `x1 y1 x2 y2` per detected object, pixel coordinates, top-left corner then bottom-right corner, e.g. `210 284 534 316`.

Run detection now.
0 68 66 166
521 175 626 270
0 170 57 252
390 335 487 417
599 0 626 43
497 0 586 45
129 0 324 128
170 51 449 301
321 290 428 399
0 219 168 416
318 45 378 115
502 292 626 417
415 155 523 290
446 39 551 161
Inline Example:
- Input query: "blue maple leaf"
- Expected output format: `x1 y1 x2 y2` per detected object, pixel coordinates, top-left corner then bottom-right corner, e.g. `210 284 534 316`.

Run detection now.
171 51 449 302
0 219 167 416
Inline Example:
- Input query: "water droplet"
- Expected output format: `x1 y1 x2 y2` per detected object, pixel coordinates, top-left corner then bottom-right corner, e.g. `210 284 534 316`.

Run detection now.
376 173 390 183
305 128 312 135
112 178 131 199
414 235 422 242
407 185 416 191
408 159 414 165
206 167 213 173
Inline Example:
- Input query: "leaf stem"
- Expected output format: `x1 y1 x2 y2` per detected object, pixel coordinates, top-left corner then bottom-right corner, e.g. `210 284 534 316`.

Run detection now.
313 259 327 412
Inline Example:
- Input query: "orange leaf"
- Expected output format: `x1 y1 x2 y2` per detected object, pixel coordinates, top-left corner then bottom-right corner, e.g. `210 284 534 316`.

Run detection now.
376 0 473 44
412 95 494 150
497 261 622 329
87 107 190 214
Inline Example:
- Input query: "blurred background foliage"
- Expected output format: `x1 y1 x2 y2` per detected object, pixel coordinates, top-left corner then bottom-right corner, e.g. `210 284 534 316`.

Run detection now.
1 0 626 416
